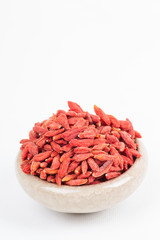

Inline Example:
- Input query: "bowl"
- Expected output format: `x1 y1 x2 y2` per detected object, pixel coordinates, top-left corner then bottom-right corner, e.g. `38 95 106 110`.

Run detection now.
16 139 147 213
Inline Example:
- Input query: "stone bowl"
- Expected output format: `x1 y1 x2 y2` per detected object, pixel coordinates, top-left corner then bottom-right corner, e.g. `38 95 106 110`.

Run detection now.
16 139 147 213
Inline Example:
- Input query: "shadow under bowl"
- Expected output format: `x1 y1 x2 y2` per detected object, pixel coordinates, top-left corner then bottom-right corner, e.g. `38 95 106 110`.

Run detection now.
16 139 147 213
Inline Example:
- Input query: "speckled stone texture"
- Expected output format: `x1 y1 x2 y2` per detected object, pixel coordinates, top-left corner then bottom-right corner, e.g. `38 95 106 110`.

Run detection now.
16 139 147 213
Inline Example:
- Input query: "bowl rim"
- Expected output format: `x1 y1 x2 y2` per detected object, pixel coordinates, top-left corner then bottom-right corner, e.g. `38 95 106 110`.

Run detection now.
16 139 146 191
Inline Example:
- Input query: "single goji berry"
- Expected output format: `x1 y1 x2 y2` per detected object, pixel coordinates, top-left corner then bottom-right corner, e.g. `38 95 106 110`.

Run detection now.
81 160 88 174
44 168 58 174
120 131 136 149
58 158 71 178
68 101 84 113
74 165 81 175
74 147 91 154
92 160 113 178
33 126 47 135
62 174 77 182
105 172 121 180
31 161 40 173
94 105 111 126
32 151 52 162
51 141 62 153
51 154 60 169
77 171 92 179
79 127 97 139
88 158 99 172
66 179 88 186
57 113 70 130
68 161 80 173
72 153 93 162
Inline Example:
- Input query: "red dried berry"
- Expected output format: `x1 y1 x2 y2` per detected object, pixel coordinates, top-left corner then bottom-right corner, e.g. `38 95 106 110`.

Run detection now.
20 101 142 186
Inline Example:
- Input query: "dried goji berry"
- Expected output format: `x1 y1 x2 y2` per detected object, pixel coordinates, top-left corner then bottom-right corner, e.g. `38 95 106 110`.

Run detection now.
108 115 120 128
74 165 81 175
61 144 72 152
47 175 56 183
60 149 74 162
81 160 88 174
20 101 142 186
68 161 80 173
120 131 136 149
40 162 48 168
36 168 43 174
21 162 30 174
43 144 52 151
62 174 77 182
40 170 47 180
126 118 135 139
124 147 133 161
100 126 111 134
69 138 94 147
92 160 113 178
121 155 133 166
87 175 95 184
44 168 58 175
62 127 86 141
36 136 46 148
57 113 70 130
105 134 119 144
72 153 93 162
105 172 121 180
31 161 40 173
29 130 37 140
111 131 120 139
94 153 115 161
135 130 142 138
48 122 62 130
72 118 86 129
55 174 61 186
66 111 78 117
20 139 31 144
79 127 97 139
119 120 130 131
74 147 91 154
55 139 68 145
45 128 64 137
68 101 84 113
93 139 106 145
109 166 122 172
45 157 54 164
56 110 66 116
90 114 100 123
85 112 92 123
32 151 52 162
51 154 60 169
128 149 141 158
58 158 71 178
88 158 99 172
94 105 111 126
77 171 92 179
51 141 62 153
112 141 125 152
33 126 47 135
66 179 88 186
21 145 29 161
92 150 107 156
92 143 108 150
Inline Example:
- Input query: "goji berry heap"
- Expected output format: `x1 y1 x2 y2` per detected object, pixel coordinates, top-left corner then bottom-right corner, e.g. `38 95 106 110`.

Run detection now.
20 101 142 186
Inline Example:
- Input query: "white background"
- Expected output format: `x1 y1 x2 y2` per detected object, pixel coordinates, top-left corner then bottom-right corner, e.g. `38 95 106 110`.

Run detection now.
0 1 159 239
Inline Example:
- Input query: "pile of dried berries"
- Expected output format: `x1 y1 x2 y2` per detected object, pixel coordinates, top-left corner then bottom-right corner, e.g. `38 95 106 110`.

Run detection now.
20 101 142 186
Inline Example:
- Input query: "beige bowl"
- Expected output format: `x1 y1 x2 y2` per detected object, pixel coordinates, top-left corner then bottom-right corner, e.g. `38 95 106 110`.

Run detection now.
16 139 147 213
